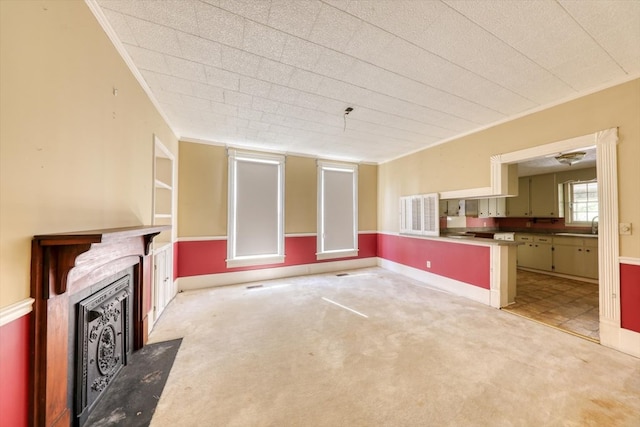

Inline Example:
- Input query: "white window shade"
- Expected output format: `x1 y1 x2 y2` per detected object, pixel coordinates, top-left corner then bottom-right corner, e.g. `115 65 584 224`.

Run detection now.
228 150 284 267
318 162 358 260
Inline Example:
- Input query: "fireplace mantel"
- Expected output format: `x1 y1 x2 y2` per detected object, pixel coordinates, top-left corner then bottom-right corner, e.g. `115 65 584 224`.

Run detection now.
30 225 169 427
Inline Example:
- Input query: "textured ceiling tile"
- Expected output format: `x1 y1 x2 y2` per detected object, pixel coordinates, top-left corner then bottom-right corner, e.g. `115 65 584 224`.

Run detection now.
192 82 224 103
268 0 322 38
237 107 264 121
313 50 358 80
268 85 301 104
165 56 208 83
315 78 371 106
248 121 271 131
123 45 170 74
239 77 272 98
343 22 395 63
560 0 640 74
308 3 362 51
256 58 295 85
210 100 239 117
101 9 137 45
176 32 222 68
125 17 182 56
204 66 240 91
224 90 253 108
287 69 324 93
280 36 327 70
252 97 281 114
181 94 211 111
294 92 325 110
346 0 448 43
220 45 262 77
195 1 245 48
217 0 271 24
139 0 198 32
242 21 288 60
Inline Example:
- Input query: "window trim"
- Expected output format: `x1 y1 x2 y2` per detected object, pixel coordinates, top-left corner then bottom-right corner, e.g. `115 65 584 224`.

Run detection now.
564 179 598 227
316 161 358 260
227 149 285 268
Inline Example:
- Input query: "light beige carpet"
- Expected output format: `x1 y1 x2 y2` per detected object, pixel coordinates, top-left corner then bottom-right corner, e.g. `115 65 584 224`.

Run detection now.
148 267 640 426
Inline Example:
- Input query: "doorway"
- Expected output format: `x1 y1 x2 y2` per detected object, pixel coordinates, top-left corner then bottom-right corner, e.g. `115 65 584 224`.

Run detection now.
493 128 620 347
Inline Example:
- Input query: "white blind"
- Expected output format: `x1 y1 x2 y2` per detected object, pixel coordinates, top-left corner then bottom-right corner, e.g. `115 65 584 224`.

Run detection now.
228 150 284 267
323 169 355 251
318 162 358 258
235 160 279 256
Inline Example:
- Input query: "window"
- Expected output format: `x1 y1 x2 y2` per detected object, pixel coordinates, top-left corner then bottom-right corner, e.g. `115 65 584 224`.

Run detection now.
317 162 358 260
567 180 598 224
400 193 440 236
227 150 284 267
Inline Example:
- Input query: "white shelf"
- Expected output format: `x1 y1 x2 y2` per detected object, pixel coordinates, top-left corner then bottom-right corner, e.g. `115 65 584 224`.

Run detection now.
155 179 172 190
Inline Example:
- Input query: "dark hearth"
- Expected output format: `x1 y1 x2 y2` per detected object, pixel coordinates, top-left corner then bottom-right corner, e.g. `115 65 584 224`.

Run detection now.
75 273 133 426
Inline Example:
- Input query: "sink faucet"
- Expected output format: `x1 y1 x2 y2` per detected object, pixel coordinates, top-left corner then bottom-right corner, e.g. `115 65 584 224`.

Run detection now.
591 216 599 234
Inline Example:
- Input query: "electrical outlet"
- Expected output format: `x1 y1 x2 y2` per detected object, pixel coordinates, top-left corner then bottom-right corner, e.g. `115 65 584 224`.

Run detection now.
526 221 532 227
426 261 431 268
620 223 632 235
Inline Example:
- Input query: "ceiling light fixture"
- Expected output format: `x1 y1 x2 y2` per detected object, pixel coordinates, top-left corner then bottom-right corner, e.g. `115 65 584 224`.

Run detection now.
555 151 586 166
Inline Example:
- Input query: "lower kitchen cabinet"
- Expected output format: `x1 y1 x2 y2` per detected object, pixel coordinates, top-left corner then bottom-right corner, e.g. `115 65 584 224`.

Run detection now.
516 235 553 271
553 236 598 279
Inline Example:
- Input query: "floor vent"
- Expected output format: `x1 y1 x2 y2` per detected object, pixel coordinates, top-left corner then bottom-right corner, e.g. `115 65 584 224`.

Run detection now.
246 284 263 289
336 273 349 277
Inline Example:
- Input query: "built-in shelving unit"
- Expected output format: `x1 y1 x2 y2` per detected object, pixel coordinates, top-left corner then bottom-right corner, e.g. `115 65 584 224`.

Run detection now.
151 136 176 328
153 137 174 245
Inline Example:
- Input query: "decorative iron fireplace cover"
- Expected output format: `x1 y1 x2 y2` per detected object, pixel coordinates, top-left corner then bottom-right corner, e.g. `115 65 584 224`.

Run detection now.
75 273 132 426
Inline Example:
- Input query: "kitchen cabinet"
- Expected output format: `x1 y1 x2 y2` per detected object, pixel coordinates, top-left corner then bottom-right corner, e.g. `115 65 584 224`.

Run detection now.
507 174 562 218
479 198 506 218
440 199 478 217
553 236 598 279
507 177 530 217
516 234 553 271
530 174 559 217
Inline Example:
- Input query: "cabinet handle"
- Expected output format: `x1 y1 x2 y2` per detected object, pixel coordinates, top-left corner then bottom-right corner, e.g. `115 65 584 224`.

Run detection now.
586 249 590 253
578 248 582 252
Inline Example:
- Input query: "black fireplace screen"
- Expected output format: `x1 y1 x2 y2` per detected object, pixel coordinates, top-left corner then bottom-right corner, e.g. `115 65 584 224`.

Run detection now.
75 273 132 426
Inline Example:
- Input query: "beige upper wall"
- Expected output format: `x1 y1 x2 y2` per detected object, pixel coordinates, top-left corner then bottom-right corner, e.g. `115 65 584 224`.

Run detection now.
178 142 377 236
0 1 178 308
379 79 640 257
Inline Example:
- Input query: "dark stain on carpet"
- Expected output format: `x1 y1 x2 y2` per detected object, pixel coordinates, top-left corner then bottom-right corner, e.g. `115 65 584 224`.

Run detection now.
85 338 182 427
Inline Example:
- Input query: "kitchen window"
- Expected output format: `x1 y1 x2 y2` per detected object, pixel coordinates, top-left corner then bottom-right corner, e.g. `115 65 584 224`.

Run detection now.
567 180 598 225
227 150 285 267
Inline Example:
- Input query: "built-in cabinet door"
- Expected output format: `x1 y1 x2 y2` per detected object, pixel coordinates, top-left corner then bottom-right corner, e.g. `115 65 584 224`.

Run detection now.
507 178 530 217
153 244 174 323
489 197 506 217
530 174 559 217
553 244 581 276
478 198 490 217
583 240 599 279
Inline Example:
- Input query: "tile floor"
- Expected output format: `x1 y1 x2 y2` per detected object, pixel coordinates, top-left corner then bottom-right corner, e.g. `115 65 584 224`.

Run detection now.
503 269 600 341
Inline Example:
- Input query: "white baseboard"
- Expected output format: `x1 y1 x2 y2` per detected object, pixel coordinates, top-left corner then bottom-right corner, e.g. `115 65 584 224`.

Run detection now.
377 258 491 306
600 320 640 359
177 258 378 291
0 298 34 327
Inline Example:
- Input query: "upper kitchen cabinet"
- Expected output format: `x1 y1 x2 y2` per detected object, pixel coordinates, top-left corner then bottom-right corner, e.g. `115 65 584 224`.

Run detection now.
506 177 530 217
478 197 507 218
506 173 562 218
530 173 559 217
